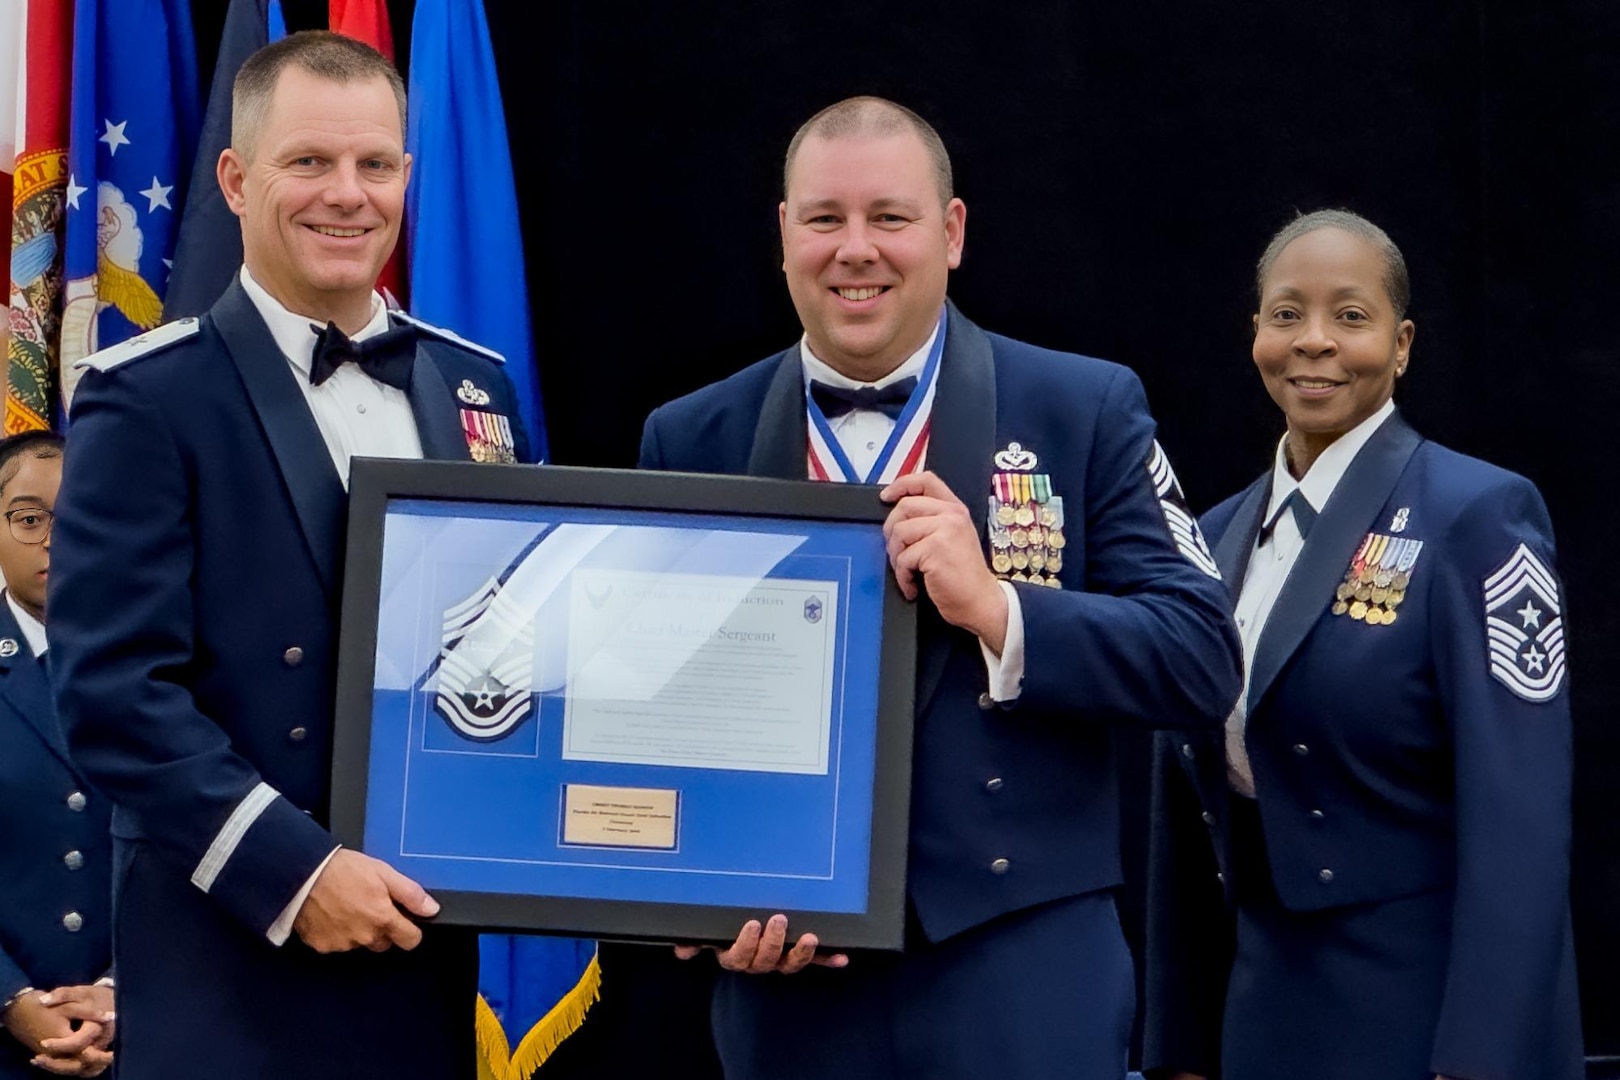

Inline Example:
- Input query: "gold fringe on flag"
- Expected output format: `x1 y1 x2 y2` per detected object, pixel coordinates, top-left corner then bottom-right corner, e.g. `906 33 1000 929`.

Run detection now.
474 948 602 1080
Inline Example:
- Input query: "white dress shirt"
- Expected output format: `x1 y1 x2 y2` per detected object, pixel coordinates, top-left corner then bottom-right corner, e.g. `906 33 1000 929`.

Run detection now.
800 332 1026 700
239 268 424 942
1226 399 1395 796
6 592 46 658
239 267 423 488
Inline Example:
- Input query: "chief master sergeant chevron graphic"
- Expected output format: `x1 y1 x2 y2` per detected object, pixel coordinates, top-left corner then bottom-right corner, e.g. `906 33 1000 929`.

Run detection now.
1483 543 1567 702
434 576 536 739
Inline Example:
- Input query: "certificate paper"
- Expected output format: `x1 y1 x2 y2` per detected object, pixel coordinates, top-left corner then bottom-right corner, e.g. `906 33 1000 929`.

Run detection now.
563 570 838 774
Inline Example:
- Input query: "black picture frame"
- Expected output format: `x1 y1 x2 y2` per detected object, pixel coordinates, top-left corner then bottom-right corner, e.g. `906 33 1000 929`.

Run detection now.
331 458 916 951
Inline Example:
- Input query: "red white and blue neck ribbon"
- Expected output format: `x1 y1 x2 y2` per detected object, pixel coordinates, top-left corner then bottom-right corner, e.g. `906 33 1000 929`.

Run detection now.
806 308 945 485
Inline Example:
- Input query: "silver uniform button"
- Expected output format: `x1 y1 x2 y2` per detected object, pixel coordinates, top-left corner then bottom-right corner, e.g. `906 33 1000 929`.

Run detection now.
1318 868 1335 883
283 646 304 667
1292 743 1310 756
357 403 368 415
984 777 1004 793
1309 809 1326 821
1216 871 1225 884
66 791 86 812
1181 743 1195 759
977 691 995 711
289 727 308 742
989 857 1010 875
63 850 84 871
1201 811 1216 826
62 911 83 932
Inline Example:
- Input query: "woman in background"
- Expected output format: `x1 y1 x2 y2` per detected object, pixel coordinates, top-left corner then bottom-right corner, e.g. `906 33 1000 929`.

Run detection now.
1142 210 1583 1080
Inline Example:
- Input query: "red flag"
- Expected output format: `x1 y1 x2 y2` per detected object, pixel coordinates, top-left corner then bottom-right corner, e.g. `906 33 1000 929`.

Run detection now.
1 0 20 360
7 0 74 432
329 0 405 306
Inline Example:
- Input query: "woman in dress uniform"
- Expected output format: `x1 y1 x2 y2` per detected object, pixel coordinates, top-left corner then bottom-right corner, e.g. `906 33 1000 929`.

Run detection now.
1141 210 1583 1080
0 432 115 1077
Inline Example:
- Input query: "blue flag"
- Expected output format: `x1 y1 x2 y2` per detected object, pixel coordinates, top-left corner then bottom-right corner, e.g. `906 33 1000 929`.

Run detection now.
405 0 547 459
60 0 200 390
163 0 284 320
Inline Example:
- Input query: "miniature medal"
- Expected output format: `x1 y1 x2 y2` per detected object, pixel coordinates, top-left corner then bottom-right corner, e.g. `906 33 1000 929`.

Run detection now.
1330 530 1424 626
987 442 1062 589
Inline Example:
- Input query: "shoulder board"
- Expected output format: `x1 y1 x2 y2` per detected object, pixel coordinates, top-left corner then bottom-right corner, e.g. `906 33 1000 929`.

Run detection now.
74 318 202 372
389 310 505 364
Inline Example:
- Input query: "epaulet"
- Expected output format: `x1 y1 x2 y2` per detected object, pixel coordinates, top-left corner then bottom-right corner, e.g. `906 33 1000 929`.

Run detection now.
74 317 202 372
389 310 505 364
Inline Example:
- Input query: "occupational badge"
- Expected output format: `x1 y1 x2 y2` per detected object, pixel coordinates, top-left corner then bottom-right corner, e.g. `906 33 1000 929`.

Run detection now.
1331 532 1423 626
987 442 1063 588
434 577 535 740
456 379 491 406
461 408 517 464
1483 543 1566 702
0 639 17 658
1146 441 1220 579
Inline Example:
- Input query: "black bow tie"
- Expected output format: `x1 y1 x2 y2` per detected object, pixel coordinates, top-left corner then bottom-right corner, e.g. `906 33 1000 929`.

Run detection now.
309 322 417 390
808 376 918 420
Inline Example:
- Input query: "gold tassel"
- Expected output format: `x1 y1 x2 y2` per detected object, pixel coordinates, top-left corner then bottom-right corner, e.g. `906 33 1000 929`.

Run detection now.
475 992 513 1080
508 949 603 1080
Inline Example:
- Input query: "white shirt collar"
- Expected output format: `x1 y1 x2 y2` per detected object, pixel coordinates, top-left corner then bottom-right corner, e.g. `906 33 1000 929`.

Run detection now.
238 266 390 375
1264 398 1396 524
798 319 941 392
5 591 46 658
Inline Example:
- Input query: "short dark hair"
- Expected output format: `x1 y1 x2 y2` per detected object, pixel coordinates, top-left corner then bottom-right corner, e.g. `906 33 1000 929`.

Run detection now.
232 30 407 159
1255 208 1411 319
784 96 954 207
0 431 64 496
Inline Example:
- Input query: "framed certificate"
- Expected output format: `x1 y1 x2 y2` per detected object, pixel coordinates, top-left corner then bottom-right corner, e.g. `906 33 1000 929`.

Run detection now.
331 459 916 951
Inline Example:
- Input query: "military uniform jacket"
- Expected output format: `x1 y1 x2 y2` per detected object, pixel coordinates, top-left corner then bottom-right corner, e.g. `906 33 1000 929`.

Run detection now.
1143 413 1582 1079
640 303 1242 941
0 603 112 1077
48 279 529 1076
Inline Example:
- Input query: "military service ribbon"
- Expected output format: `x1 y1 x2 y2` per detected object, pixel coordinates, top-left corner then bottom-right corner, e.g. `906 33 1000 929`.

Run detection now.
1332 531 1424 625
987 442 1064 589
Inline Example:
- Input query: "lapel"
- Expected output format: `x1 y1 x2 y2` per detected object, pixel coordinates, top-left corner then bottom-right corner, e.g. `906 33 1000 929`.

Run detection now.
746 349 809 480
1212 475 1271 601
405 345 472 462
0 600 72 770
213 280 347 599
1246 412 1423 711
743 304 996 718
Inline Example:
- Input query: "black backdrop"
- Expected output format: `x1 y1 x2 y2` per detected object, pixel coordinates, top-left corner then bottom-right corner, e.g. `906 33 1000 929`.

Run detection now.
205 0 1620 1058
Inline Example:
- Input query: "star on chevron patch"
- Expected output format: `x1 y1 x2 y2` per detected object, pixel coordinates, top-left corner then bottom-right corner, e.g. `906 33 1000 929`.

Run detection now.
1146 441 1220 579
434 577 535 739
1483 543 1566 702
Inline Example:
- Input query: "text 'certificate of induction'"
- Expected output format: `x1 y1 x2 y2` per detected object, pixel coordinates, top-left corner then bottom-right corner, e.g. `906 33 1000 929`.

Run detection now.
563 569 837 774
331 461 916 951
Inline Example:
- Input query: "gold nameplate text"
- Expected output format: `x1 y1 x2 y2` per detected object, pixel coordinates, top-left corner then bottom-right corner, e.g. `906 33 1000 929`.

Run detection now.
561 784 679 849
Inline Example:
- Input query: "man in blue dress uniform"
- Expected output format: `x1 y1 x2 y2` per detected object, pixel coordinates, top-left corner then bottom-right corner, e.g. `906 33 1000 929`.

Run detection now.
632 96 1242 1080
0 432 115 1078
47 32 529 1080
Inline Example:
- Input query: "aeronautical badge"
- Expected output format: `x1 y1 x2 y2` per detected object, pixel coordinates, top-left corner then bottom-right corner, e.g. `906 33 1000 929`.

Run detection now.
986 442 1063 588
434 577 535 740
460 408 517 464
1145 441 1219 579
1483 543 1566 702
0 639 18 658
1331 532 1423 625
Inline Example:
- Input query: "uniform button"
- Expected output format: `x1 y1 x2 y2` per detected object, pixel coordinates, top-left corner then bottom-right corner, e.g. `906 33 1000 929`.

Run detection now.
865 440 876 451
1216 871 1226 884
283 646 304 667
984 777 1004 793
989 858 1010 875
1292 743 1310 756
357 403 368 415
1201 811 1216 826
1181 743 1195 760
977 691 996 711
63 850 84 871
1309 809 1326 821
62 911 83 932
289 726 308 742
66 791 86 812
1318 868 1334 883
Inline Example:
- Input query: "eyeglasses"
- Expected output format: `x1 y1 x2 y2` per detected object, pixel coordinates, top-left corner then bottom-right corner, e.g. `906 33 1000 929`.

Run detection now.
4 507 53 545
